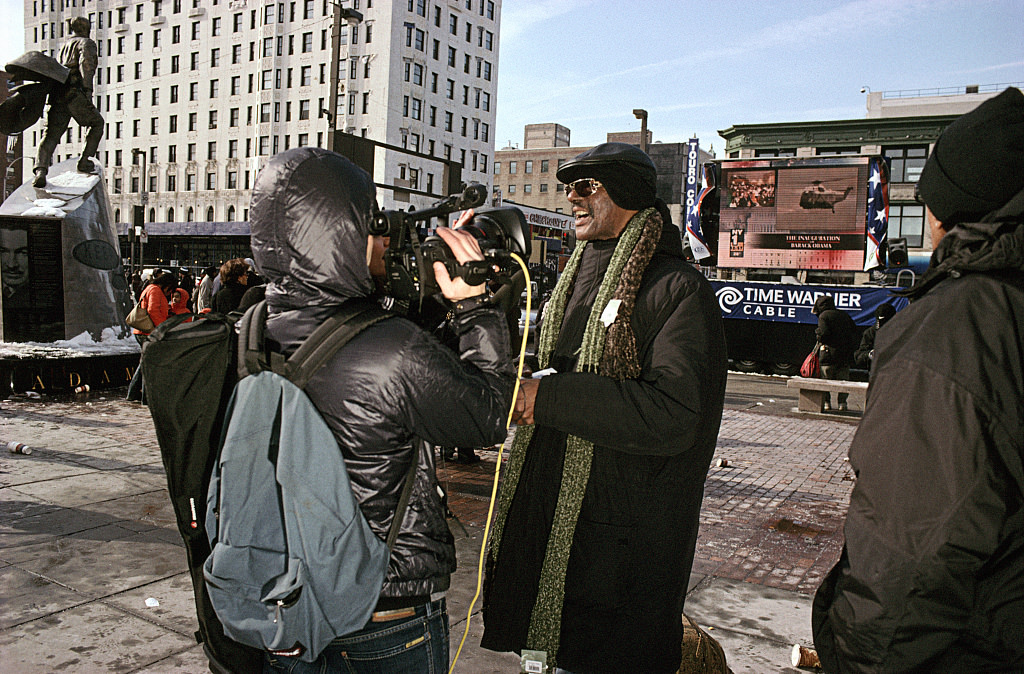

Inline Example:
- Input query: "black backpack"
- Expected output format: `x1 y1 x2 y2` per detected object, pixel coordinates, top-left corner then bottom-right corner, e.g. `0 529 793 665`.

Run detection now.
142 300 391 673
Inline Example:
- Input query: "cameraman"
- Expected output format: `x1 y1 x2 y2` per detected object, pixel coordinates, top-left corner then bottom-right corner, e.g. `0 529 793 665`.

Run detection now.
250 148 514 674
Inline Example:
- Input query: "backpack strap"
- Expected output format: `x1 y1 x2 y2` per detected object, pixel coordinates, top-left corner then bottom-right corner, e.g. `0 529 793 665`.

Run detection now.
387 450 419 551
238 300 283 379
282 301 392 389
237 298 409 549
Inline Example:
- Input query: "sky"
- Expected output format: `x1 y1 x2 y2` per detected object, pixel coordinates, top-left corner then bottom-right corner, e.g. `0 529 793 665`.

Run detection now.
1 0 1021 156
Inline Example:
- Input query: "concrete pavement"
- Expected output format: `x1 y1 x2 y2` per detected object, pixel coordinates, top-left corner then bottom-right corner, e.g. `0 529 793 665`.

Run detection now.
0 379 856 672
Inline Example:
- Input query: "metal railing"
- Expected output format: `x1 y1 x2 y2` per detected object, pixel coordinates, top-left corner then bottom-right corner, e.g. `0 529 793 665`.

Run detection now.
880 82 1024 99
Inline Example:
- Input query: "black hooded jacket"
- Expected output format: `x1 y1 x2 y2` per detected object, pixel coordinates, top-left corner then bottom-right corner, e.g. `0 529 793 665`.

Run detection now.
249 148 514 600
812 190 1024 672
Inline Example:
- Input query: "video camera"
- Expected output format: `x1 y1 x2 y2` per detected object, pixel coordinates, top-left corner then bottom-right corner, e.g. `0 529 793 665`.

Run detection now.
370 183 531 318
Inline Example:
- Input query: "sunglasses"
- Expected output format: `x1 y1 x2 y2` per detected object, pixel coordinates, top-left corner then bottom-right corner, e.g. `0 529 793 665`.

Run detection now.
563 178 604 198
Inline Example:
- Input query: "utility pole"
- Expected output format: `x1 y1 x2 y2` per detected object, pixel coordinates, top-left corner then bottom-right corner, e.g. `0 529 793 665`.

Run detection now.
131 149 147 276
326 3 363 152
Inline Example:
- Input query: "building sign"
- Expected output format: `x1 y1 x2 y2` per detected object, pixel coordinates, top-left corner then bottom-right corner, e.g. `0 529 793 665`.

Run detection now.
715 157 871 271
710 280 907 326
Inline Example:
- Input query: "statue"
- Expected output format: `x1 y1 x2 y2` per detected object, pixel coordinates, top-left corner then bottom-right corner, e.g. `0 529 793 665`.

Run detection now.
30 17 104 189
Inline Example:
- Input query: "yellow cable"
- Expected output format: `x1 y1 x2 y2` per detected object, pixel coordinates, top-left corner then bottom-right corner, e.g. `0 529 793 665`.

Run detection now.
448 252 531 674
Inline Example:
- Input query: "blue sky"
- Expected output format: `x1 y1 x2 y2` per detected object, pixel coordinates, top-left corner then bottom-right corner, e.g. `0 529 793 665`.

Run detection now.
494 0 1024 153
2 0 1021 156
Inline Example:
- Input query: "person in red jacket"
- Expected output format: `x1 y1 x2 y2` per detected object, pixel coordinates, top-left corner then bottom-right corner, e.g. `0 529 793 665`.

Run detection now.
127 271 176 402
169 287 192 321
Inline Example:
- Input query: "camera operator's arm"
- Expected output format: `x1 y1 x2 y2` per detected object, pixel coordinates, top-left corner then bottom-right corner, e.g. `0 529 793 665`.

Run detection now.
432 210 487 302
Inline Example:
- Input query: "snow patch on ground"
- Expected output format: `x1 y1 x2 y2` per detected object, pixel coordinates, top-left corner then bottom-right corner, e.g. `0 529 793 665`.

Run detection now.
0 328 139 359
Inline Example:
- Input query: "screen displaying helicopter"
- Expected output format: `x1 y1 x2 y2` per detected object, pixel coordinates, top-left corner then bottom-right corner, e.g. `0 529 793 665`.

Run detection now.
715 157 871 271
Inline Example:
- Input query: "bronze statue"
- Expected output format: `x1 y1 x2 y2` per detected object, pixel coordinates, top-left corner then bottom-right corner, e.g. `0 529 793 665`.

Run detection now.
31 17 104 189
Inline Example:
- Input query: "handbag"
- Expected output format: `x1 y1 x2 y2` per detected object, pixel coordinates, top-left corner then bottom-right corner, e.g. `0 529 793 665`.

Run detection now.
800 344 821 378
125 299 156 332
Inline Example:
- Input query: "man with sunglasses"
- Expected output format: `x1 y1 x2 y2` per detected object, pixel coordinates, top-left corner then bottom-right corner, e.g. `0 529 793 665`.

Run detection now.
812 87 1024 672
481 142 728 674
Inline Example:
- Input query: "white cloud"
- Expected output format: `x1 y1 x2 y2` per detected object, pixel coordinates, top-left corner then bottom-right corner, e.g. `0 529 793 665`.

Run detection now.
500 0 598 42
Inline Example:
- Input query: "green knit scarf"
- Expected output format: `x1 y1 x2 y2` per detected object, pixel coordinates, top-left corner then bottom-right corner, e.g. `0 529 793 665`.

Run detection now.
489 206 662 667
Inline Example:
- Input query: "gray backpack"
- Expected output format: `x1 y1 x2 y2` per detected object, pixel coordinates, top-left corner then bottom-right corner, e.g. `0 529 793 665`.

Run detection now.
203 300 413 662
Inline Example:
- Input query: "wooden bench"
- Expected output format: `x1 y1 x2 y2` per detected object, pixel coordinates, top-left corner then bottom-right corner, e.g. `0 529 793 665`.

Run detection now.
787 377 869 413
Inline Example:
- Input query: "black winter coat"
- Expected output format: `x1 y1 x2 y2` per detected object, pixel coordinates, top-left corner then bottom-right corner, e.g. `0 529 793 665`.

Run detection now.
815 308 857 367
482 221 728 673
211 281 247 314
249 148 514 600
812 194 1024 672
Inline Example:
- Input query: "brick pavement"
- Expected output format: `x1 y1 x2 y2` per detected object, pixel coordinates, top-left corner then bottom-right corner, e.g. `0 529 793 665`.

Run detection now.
6 394 856 597
439 409 858 596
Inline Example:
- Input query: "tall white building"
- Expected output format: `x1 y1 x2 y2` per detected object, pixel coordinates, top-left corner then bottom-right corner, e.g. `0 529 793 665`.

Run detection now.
21 0 501 225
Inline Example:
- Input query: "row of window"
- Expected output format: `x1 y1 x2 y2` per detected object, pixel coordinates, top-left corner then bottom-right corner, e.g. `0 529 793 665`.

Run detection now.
403 66 492 111
747 146 928 183
403 25 494 79
91 44 330 88
402 98 489 140
115 205 247 226
408 0 496 22
494 159 565 175
503 183 562 196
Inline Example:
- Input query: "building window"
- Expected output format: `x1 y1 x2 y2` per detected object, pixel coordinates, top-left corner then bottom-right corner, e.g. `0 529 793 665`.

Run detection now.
509 161 517 174
206 172 216 190
299 99 310 120
540 159 549 173
883 146 929 183
889 204 925 248
540 183 548 193
508 184 516 195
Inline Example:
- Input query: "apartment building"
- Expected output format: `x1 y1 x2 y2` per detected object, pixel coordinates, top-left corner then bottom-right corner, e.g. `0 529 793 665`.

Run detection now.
495 123 713 226
20 0 500 226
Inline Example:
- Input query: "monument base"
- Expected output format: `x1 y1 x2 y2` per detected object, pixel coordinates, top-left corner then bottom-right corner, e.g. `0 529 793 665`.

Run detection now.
1 352 138 396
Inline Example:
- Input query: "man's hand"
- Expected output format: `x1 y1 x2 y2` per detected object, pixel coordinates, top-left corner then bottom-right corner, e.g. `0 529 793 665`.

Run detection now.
511 378 539 426
433 209 488 302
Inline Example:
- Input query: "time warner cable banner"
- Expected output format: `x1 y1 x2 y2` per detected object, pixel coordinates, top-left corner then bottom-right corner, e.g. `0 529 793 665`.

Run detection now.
709 281 908 326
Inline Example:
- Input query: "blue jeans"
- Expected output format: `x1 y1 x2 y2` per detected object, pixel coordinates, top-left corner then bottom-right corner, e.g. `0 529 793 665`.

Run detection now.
263 598 449 674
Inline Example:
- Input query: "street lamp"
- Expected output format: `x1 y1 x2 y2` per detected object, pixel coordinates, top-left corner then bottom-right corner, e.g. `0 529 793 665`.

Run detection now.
633 108 648 153
327 4 364 151
131 149 147 277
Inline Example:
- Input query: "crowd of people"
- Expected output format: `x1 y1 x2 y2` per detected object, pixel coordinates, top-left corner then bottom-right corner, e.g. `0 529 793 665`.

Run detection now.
125 257 263 403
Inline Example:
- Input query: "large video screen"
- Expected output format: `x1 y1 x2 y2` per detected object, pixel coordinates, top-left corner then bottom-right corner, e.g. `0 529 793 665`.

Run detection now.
716 158 869 270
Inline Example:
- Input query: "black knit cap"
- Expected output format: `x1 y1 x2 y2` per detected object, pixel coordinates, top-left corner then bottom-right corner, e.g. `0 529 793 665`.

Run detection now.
556 142 658 210
917 87 1024 225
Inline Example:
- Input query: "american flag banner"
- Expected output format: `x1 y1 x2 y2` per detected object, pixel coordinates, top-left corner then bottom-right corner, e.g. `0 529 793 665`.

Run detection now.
864 157 890 271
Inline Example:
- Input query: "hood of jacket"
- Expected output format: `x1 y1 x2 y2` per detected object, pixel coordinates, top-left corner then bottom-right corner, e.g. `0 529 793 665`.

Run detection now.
900 186 1024 300
250 148 378 311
